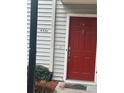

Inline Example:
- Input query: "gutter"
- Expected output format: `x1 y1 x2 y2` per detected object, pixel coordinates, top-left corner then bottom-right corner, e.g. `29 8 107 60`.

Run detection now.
49 0 57 74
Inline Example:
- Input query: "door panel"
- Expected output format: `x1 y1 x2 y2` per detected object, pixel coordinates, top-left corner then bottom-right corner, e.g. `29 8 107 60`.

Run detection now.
67 17 97 81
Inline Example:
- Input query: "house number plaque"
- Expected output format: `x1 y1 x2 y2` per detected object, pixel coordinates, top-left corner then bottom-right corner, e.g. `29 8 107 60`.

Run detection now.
40 28 49 32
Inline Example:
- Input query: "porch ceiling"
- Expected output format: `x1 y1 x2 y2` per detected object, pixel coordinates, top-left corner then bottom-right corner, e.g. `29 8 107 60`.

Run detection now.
62 0 97 4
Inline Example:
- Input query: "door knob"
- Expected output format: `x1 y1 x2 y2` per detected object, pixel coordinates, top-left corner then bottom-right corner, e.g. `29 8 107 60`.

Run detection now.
68 51 70 57
82 24 85 26
68 46 71 50
68 46 71 57
82 30 85 33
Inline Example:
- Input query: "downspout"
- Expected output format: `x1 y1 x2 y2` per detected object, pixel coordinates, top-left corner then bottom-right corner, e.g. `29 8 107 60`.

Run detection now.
27 0 38 93
49 0 57 78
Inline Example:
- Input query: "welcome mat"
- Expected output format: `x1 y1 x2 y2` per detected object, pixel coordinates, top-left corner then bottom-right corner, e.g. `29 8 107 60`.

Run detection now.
64 83 87 90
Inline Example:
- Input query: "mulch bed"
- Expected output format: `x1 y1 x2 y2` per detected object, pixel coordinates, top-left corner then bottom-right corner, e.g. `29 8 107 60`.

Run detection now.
35 80 58 93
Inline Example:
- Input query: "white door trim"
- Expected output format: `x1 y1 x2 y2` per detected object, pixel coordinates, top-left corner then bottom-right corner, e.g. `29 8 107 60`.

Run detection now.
64 14 97 85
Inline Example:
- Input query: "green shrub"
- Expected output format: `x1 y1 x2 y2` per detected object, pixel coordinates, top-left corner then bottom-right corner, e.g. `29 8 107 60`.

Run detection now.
34 65 50 81
27 65 50 81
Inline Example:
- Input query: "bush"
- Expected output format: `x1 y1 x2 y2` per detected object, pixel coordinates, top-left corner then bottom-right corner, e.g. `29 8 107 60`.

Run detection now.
34 65 50 81
27 65 50 81
28 65 54 93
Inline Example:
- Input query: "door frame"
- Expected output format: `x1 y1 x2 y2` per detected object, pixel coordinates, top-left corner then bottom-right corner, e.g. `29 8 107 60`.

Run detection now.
64 14 97 85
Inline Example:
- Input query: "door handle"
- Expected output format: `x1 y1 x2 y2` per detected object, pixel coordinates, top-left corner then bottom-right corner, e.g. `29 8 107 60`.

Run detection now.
68 46 71 57
68 50 70 57
82 30 85 34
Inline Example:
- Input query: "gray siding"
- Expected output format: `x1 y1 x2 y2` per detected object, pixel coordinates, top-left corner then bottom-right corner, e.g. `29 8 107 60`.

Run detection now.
27 0 53 68
53 0 97 80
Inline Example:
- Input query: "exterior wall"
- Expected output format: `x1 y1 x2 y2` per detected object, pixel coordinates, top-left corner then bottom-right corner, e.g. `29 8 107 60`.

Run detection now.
27 0 53 68
53 0 97 80
27 0 97 81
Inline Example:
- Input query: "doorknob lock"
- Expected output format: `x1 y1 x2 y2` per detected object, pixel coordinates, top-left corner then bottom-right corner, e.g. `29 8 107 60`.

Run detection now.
82 30 85 33
68 51 70 56
69 46 71 50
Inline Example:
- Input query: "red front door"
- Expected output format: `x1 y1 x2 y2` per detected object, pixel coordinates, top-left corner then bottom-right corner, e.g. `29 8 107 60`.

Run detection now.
67 17 97 81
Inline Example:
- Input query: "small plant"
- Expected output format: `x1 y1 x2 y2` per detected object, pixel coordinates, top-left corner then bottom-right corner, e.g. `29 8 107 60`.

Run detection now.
27 65 50 81
34 65 50 81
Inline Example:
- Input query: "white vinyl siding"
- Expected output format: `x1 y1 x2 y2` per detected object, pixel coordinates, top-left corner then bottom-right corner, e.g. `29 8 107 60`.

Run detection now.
27 0 53 68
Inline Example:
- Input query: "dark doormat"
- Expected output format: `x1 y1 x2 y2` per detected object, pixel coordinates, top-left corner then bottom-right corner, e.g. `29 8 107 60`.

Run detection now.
64 83 87 90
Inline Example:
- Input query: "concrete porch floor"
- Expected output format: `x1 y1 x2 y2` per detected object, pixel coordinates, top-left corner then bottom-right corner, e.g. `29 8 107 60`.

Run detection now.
54 82 97 93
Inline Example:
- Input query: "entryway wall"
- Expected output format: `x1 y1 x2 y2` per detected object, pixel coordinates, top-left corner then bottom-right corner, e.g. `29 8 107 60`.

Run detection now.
27 0 97 81
53 0 97 81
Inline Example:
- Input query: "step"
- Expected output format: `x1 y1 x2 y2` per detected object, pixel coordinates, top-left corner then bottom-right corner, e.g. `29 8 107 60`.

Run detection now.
54 82 97 93
55 88 88 93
